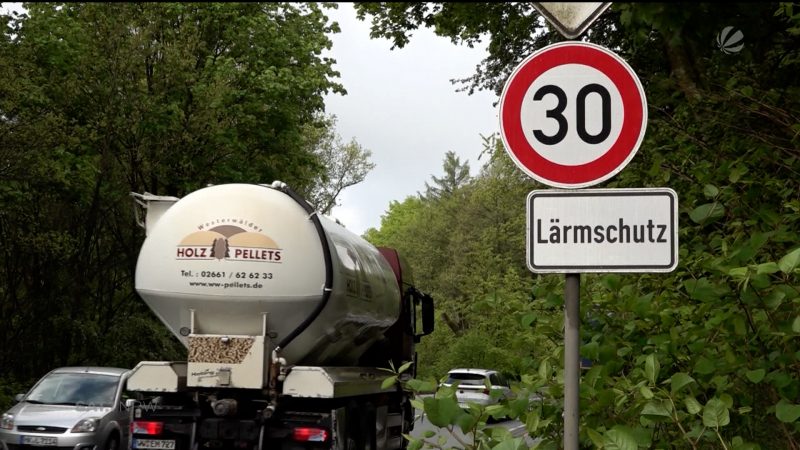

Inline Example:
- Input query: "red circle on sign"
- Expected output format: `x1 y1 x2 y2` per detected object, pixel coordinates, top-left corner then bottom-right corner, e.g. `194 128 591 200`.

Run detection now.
499 42 647 188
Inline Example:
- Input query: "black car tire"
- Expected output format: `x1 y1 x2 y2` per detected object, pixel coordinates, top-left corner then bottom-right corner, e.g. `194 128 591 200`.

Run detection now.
104 434 120 450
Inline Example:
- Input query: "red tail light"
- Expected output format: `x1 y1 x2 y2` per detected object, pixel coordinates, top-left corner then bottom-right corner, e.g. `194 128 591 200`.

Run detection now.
131 421 164 435
292 427 329 442
483 388 490 395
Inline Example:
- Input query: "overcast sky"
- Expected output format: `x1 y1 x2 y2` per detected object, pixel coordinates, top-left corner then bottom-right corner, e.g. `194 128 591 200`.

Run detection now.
323 4 499 235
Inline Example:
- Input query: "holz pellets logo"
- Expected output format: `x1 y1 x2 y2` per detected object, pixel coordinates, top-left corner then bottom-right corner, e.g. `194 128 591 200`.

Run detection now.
177 220 282 263
716 26 744 54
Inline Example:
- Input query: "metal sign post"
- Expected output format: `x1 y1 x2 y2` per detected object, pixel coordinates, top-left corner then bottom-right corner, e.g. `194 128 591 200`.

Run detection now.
526 188 677 450
499 4 679 449
564 273 580 450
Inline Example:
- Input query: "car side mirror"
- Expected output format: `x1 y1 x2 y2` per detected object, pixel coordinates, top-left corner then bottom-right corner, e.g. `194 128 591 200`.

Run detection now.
14 393 25 403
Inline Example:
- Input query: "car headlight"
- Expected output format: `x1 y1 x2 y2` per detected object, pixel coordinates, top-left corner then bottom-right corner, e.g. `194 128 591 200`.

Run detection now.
71 418 100 433
0 413 14 430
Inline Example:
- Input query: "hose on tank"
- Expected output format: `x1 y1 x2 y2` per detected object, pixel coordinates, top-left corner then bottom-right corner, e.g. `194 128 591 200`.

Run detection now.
267 181 334 352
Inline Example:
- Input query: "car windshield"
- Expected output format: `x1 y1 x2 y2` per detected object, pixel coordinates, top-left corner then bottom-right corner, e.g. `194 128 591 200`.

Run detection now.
25 372 119 407
446 373 489 386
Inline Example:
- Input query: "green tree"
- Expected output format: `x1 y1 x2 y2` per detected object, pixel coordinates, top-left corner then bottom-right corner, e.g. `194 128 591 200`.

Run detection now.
423 150 471 200
0 2 350 391
368 137 545 380
358 2 800 448
299 114 375 214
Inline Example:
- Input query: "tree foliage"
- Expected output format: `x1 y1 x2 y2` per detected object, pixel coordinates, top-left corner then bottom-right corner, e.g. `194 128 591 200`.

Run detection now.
359 2 800 448
423 150 471 200
0 2 364 397
300 114 375 214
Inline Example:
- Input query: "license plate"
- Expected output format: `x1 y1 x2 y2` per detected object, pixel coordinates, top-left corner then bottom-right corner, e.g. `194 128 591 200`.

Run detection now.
21 436 57 447
133 439 176 450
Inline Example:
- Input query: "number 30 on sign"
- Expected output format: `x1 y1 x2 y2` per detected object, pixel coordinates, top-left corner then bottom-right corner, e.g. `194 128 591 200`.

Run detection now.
499 42 647 188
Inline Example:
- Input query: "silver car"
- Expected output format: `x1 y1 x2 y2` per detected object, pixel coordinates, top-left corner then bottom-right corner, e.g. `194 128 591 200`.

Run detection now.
0 367 130 450
441 368 513 408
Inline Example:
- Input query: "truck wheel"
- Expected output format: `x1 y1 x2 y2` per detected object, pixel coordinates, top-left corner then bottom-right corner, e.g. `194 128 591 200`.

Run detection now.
359 404 376 450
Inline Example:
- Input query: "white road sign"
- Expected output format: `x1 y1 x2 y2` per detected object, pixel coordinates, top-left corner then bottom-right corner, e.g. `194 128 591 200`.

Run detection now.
500 42 647 188
527 188 678 273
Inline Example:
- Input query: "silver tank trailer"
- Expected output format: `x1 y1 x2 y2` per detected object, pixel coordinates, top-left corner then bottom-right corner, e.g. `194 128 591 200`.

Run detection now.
134 183 401 368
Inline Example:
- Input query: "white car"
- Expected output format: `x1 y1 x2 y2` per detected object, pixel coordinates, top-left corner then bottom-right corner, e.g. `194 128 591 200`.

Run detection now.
441 368 513 408
0 367 131 450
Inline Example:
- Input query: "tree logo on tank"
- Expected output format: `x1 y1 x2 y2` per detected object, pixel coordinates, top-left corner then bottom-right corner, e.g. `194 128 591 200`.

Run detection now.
177 222 282 263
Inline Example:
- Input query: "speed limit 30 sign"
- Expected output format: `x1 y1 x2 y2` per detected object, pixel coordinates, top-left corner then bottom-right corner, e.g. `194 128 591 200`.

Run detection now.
500 42 647 188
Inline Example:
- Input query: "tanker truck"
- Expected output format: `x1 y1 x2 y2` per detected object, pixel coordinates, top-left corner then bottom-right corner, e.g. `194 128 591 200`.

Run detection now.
126 182 434 450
